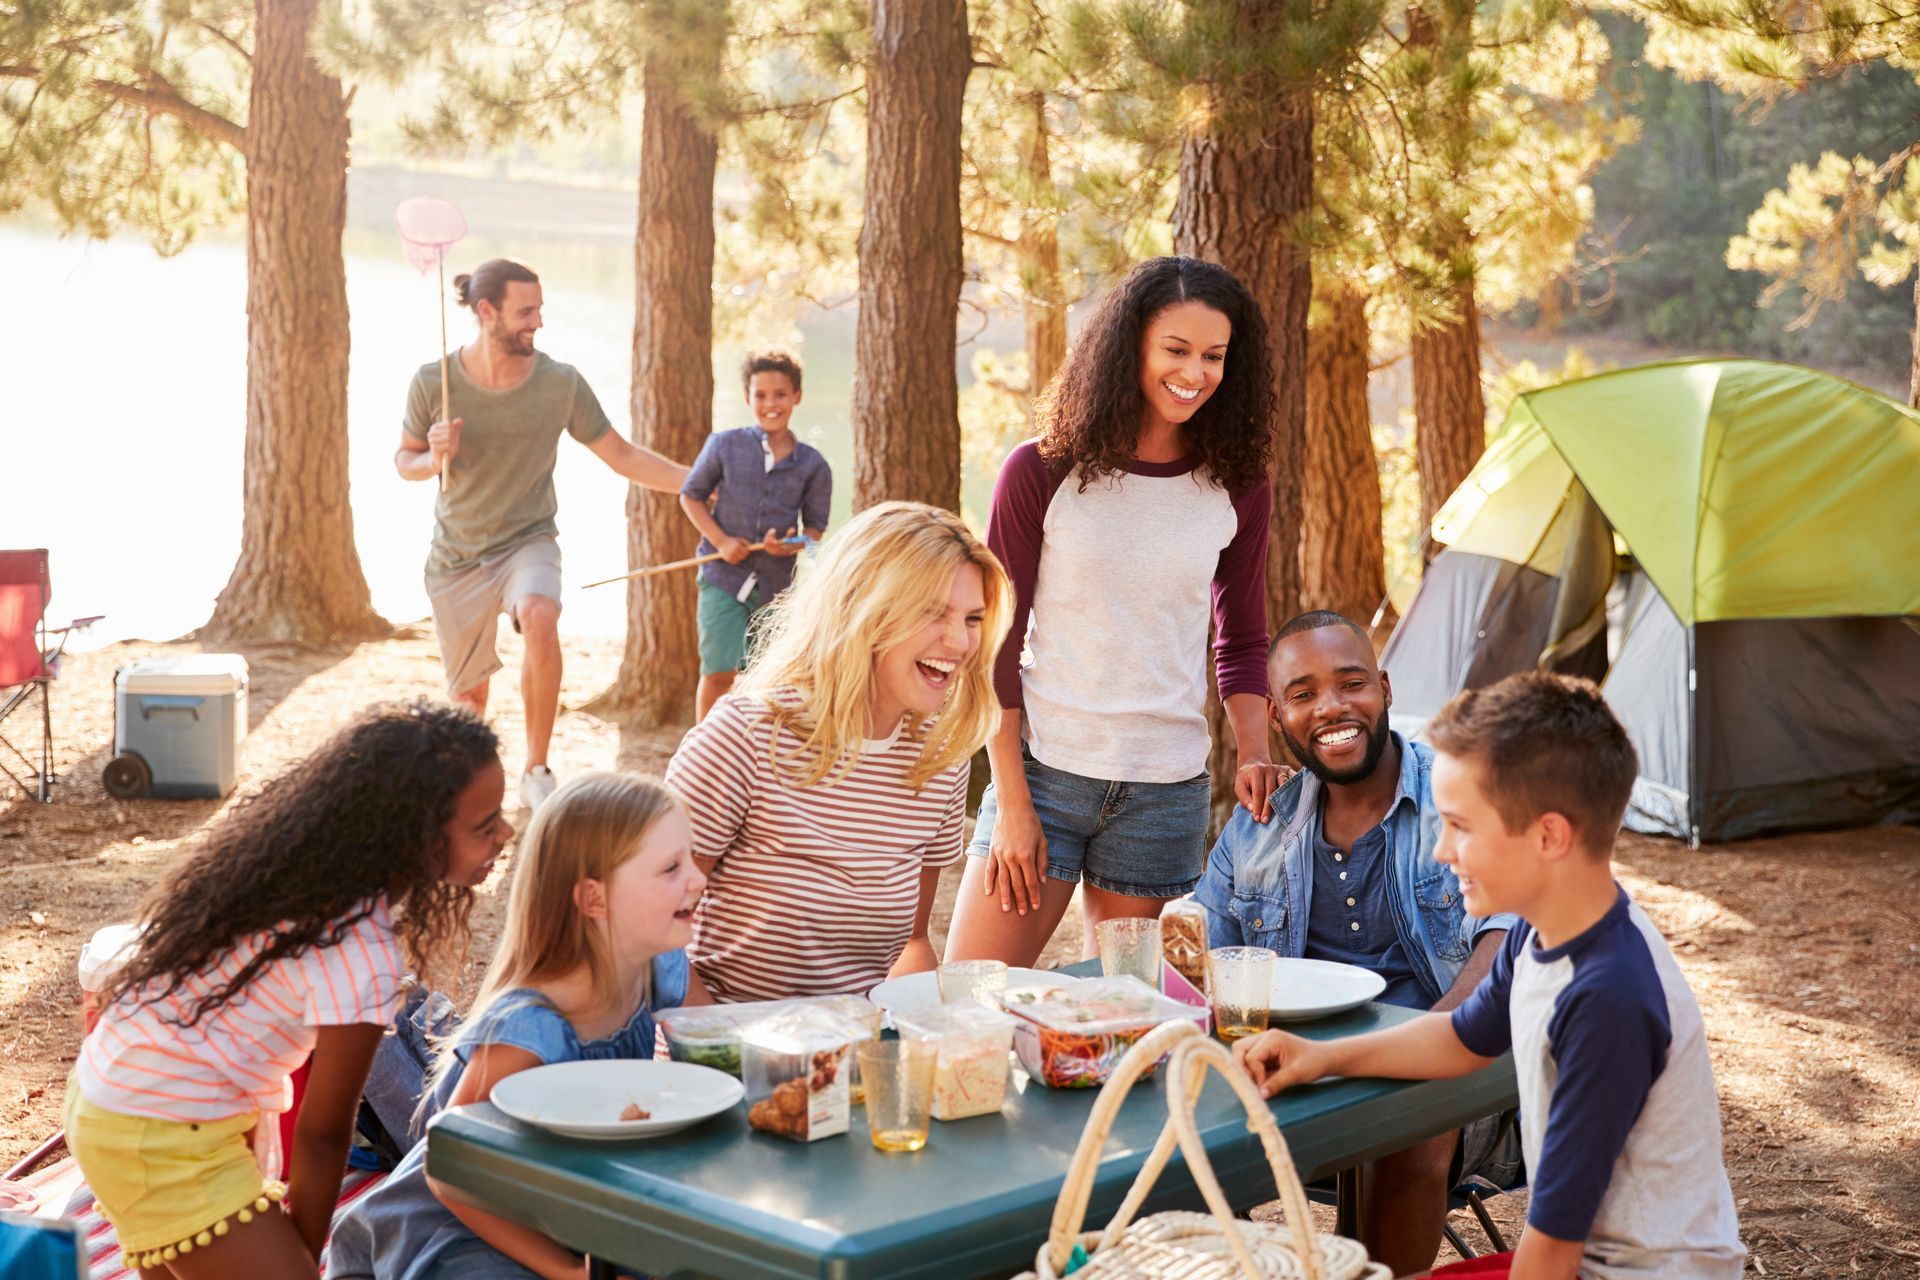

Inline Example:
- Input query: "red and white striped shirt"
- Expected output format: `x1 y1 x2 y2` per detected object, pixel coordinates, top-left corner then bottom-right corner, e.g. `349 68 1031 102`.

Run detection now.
665 692 967 1002
75 897 407 1123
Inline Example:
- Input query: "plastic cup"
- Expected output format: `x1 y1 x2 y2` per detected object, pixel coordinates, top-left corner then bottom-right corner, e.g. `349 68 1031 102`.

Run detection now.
858 1040 937 1153
937 960 1008 1009
1097 918 1163 990
1208 946 1276 1045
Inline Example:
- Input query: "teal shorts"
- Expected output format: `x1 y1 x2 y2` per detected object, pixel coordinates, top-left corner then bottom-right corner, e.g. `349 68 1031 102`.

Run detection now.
697 579 767 675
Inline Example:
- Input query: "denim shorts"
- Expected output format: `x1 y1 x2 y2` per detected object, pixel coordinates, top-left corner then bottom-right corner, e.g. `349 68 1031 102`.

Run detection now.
967 748 1211 898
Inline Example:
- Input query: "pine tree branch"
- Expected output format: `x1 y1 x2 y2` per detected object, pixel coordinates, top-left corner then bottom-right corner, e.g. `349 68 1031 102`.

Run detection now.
89 74 245 151
2 64 244 151
192 20 252 64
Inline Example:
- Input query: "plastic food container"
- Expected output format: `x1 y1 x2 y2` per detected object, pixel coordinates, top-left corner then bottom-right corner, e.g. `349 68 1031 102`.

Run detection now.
657 994 880 1080
1005 976 1204 1089
742 1011 856 1142
1160 899 1211 992
894 1003 1017 1120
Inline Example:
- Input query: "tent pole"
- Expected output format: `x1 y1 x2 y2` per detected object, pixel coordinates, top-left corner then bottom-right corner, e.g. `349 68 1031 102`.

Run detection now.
1686 626 1701 849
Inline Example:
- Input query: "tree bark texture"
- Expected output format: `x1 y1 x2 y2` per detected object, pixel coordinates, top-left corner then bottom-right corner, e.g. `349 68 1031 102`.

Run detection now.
1408 0 1487 540
1411 264 1486 538
1019 90 1068 398
601 54 719 726
1909 268 1919 409
203 0 384 644
851 0 970 512
1172 3 1314 831
1301 286 1388 627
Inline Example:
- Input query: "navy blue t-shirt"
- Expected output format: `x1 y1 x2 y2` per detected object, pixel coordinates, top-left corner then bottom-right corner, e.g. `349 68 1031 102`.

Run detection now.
1450 888 1744 1278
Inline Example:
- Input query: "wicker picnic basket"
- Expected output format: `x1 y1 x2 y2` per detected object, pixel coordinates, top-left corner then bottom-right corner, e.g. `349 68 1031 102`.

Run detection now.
1014 1019 1392 1280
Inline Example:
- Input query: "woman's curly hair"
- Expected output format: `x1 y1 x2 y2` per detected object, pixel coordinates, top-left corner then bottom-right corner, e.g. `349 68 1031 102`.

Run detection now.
1035 256 1275 494
104 699 500 1026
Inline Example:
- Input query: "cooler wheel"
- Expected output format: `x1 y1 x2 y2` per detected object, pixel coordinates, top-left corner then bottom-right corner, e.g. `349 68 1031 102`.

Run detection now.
103 753 151 799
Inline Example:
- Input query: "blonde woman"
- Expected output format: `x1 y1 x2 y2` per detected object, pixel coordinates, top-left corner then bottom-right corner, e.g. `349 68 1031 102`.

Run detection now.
665 500 1013 1001
325 773 710 1280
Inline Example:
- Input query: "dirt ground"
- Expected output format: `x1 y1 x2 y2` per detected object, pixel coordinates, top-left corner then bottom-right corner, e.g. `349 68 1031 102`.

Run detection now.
4 632 1917 1276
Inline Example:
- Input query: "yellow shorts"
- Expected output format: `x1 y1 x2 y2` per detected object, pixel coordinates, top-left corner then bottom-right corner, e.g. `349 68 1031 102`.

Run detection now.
63 1079 285 1267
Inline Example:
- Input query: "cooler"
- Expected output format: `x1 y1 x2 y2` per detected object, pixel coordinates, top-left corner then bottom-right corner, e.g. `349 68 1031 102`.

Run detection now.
110 654 249 798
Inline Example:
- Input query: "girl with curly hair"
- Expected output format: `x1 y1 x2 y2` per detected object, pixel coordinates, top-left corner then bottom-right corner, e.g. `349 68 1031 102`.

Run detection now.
666 500 1012 1000
945 256 1287 969
326 772 709 1280
65 700 508 1279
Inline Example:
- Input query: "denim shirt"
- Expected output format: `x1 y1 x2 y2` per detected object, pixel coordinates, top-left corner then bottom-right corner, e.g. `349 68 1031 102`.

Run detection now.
1191 734 1517 1006
682 426 833 599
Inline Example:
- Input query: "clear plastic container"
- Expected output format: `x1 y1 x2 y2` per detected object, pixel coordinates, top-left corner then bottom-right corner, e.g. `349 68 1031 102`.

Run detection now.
741 1011 856 1142
1160 899 1211 993
894 1003 1016 1120
1004 975 1204 1089
657 995 879 1081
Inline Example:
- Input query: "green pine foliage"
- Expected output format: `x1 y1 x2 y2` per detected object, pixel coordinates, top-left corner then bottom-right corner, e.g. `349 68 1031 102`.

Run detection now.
1 0 248 250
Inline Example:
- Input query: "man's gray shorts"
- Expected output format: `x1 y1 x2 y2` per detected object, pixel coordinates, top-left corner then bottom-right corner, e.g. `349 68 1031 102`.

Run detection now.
424 536 562 697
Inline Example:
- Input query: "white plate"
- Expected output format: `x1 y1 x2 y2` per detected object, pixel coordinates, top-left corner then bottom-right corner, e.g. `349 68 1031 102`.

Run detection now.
490 1059 744 1140
1269 959 1388 1021
866 967 1067 1014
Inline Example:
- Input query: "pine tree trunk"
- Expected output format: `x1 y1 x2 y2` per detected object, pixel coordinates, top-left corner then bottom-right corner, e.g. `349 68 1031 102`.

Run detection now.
851 0 970 512
596 53 718 726
1408 0 1487 540
1909 268 1919 409
1301 285 1388 627
1411 264 1485 537
1019 90 1067 398
1172 0 1313 830
202 0 384 644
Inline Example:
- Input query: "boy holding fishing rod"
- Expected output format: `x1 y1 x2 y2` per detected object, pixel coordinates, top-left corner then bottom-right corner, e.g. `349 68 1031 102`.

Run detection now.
680 349 833 721
397 257 689 813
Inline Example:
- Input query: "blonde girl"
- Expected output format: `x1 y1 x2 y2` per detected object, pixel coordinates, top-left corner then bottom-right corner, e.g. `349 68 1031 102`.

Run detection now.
665 500 1012 1000
324 772 710 1280
66 700 506 1280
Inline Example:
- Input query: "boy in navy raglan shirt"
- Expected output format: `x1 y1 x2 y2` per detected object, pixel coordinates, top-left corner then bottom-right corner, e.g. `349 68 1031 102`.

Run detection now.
1233 671 1744 1280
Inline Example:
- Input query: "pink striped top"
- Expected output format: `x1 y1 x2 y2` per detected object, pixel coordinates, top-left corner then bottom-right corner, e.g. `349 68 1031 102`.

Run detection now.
75 898 408 1123
665 692 967 1002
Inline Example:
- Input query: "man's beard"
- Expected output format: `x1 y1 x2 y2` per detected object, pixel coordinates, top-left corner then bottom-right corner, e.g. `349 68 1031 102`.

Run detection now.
491 321 535 356
1281 707 1392 785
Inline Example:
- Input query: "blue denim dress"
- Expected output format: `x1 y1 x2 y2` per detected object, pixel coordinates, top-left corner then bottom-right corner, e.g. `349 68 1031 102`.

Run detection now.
324 951 690 1280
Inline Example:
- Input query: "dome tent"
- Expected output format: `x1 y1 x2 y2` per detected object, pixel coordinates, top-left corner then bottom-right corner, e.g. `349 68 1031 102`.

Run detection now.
1380 358 1920 845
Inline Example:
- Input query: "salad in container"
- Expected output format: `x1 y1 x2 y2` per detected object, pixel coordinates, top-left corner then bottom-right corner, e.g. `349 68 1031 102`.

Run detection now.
1004 975 1204 1088
656 994 881 1081
894 1003 1017 1120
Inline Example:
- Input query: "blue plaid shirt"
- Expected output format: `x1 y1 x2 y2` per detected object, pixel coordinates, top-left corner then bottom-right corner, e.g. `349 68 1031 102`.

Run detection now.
681 426 833 599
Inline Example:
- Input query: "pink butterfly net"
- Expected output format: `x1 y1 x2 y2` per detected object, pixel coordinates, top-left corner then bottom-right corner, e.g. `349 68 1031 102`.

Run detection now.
395 197 467 273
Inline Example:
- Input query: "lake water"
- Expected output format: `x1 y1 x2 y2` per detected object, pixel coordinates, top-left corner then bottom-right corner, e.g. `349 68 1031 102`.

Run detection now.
3 215 1004 650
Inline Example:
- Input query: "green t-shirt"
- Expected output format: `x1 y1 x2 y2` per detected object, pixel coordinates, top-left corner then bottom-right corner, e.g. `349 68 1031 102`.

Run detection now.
403 351 614 575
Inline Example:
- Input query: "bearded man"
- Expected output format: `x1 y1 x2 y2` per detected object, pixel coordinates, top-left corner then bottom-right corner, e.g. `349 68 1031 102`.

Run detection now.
1191 610 1522 1276
396 258 687 812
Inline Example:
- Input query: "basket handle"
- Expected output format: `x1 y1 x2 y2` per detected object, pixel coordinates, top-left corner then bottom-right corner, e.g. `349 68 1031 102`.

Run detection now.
1162 1033 1327 1280
1040 1019 1205 1274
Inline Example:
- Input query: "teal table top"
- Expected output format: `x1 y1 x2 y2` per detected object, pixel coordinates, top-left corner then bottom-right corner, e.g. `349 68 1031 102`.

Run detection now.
426 989 1518 1280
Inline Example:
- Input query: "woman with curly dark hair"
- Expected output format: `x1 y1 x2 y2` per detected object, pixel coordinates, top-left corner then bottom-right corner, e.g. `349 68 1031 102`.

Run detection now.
65 699 509 1279
946 256 1287 969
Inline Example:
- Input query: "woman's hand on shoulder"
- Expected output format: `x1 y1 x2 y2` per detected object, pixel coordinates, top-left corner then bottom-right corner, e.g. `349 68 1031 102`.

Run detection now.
983 797 1049 915
1234 758 1295 824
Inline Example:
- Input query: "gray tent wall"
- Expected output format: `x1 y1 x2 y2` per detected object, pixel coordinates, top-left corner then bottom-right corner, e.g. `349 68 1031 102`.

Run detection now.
1383 547 1920 843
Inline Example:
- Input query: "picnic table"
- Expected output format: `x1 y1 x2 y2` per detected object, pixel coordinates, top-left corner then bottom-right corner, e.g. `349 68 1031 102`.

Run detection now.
427 972 1518 1280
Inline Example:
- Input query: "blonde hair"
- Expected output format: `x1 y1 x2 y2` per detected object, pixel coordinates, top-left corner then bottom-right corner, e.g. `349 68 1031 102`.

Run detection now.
736 501 1012 790
424 773 682 1108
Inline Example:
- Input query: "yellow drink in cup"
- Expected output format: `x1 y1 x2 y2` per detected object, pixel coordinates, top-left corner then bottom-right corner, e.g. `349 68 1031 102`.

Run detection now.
858 1040 937 1153
1208 946 1276 1045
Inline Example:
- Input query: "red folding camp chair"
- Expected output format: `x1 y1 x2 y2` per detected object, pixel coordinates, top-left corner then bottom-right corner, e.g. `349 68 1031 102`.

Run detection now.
0 550 101 803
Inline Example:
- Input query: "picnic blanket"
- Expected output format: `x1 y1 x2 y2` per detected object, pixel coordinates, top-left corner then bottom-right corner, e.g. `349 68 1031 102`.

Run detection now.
5 1156 384 1279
